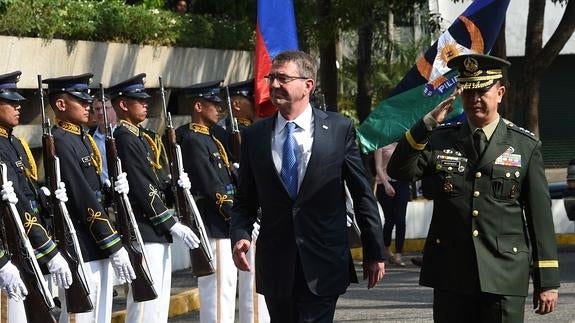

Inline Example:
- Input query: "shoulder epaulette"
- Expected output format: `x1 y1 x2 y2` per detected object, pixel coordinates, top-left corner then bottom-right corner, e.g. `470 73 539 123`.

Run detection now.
434 121 463 131
504 120 538 141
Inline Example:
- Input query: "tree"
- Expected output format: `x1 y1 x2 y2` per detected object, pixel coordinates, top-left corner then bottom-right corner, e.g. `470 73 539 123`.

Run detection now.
507 0 575 136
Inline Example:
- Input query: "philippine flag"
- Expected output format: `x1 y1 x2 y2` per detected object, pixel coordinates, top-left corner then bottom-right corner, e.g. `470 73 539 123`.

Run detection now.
254 0 299 117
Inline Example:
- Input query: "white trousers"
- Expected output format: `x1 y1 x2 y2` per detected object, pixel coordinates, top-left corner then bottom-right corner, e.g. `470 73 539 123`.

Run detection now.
199 238 237 323
6 274 55 323
126 242 172 323
59 258 114 323
237 243 270 323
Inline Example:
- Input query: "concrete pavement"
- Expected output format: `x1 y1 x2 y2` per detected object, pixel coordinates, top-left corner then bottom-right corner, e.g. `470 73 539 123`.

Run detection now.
167 247 575 322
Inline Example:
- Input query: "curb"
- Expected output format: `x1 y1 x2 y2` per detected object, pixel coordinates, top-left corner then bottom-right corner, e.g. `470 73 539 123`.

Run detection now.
111 288 200 323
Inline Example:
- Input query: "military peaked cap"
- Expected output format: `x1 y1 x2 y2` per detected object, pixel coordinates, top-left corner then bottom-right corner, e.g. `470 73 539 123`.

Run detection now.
0 71 26 102
42 73 94 102
184 80 223 103
447 54 511 90
226 79 254 98
108 73 151 100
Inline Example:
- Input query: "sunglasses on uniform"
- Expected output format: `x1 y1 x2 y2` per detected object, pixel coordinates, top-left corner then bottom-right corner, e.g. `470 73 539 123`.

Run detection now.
264 74 309 85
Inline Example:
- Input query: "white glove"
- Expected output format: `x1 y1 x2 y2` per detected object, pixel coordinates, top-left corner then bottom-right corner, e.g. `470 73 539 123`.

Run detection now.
47 252 73 289
114 172 130 195
0 262 28 301
251 221 260 241
1 181 18 204
170 222 200 250
110 247 136 283
346 214 353 228
40 186 51 197
54 181 68 203
177 172 191 190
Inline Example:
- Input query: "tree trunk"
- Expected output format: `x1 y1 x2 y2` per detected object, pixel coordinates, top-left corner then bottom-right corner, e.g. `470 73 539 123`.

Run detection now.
508 0 575 136
491 18 511 119
316 0 338 111
355 0 374 123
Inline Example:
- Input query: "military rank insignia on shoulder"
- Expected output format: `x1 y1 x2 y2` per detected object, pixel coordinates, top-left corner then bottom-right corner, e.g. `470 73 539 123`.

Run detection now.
504 119 538 141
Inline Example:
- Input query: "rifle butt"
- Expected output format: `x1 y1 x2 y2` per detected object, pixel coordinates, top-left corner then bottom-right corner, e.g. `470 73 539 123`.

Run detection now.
190 248 214 277
22 285 57 323
64 275 94 313
128 250 158 302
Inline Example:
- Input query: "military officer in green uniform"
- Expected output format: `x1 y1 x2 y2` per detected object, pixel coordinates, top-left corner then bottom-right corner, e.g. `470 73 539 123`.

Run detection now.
388 54 560 322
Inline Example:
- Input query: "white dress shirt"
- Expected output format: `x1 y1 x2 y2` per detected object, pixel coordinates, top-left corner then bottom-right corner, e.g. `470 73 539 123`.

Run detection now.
272 105 315 192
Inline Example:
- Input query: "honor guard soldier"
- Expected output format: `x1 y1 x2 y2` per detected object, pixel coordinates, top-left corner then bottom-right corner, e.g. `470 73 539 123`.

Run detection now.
108 74 199 323
0 71 72 322
227 79 259 132
388 54 560 322
43 74 135 323
222 78 270 323
175 80 240 323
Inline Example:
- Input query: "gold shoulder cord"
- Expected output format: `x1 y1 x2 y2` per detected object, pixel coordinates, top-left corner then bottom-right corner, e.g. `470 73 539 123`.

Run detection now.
191 122 230 169
142 132 162 170
85 134 103 175
17 137 38 181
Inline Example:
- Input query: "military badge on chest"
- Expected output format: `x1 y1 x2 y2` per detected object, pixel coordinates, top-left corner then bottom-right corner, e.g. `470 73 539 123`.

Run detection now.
435 149 468 195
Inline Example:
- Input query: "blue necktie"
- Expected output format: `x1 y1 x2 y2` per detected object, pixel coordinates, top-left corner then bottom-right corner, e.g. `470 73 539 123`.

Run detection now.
281 122 298 199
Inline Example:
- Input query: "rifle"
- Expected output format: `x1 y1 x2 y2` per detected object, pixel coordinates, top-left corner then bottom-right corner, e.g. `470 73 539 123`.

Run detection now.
0 162 57 323
99 84 157 302
224 86 242 161
38 75 93 313
159 77 214 277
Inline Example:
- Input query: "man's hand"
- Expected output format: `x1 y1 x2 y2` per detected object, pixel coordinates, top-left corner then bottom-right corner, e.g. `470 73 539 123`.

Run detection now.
533 289 558 315
170 222 200 250
110 247 136 283
47 252 73 289
232 239 251 272
383 182 396 197
0 262 27 301
363 259 385 289
429 88 462 124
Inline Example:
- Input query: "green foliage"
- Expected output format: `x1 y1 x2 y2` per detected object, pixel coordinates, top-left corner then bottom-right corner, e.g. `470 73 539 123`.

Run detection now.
0 0 254 49
339 36 430 106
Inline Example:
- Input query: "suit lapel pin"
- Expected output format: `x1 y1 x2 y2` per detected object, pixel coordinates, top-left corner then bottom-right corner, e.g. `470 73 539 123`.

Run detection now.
322 124 328 130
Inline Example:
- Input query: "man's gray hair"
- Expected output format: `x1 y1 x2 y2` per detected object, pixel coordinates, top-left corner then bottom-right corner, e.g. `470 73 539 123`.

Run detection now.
272 51 317 81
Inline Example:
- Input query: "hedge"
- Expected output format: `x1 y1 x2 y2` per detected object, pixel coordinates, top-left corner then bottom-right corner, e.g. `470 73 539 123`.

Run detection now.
0 0 254 50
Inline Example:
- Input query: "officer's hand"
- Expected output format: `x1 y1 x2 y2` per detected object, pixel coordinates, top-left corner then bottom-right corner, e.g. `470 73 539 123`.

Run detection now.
177 172 192 190
170 222 200 250
114 172 130 195
0 261 28 301
429 88 462 124
232 239 251 272
47 252 73 289
110 247 136 283
55 181 69 203
384 182 396 197
363 259 385 289
533 289 558 315
1 181 18 204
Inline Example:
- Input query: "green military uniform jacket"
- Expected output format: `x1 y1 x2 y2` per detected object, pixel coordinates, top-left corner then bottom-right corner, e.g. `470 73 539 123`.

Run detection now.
388 118 560 296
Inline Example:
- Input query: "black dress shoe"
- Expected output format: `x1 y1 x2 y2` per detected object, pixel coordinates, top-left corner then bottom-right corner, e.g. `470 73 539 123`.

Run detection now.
410 256 423 267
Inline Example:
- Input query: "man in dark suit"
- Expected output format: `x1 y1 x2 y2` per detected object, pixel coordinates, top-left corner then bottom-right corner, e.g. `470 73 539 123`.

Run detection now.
230 50 385 323
388 54 560 322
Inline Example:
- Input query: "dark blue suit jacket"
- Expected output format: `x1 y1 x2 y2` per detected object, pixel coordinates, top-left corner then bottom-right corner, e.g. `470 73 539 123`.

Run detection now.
231 108 384 298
